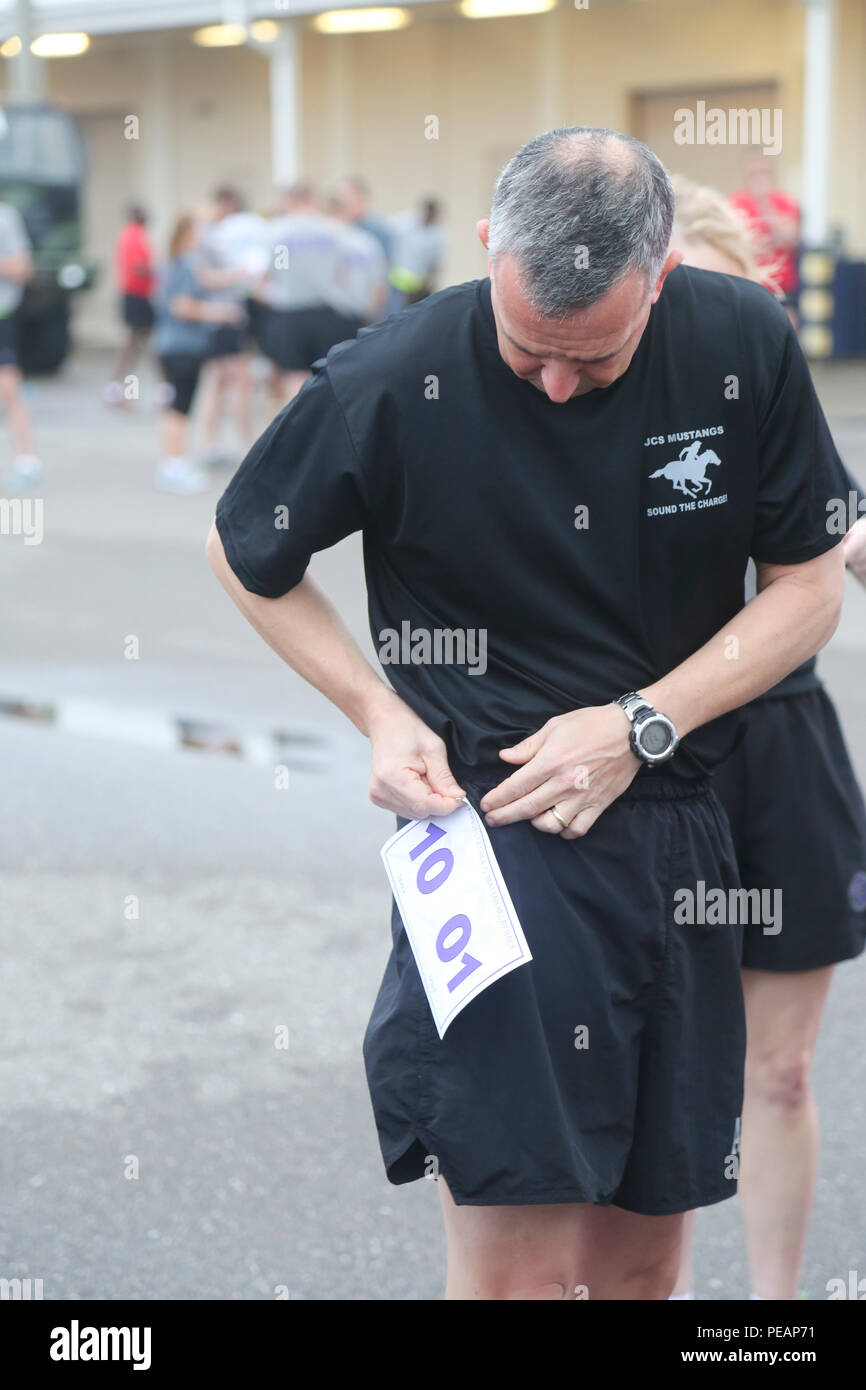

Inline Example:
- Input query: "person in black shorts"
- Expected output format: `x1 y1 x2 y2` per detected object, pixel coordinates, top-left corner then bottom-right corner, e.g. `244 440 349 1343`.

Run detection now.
258 184 362 407
207 129 849 1299
0 198 41 492
666 175 866 1302
105 205 156 408
195 188 266 468
152 215 241 495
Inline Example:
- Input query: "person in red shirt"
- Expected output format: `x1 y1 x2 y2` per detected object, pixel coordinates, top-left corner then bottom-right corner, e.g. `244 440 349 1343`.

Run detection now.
105 204 155 405
729 156 801 322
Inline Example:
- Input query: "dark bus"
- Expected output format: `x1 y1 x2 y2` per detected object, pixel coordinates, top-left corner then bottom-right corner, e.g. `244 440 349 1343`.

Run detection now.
0 102 95 372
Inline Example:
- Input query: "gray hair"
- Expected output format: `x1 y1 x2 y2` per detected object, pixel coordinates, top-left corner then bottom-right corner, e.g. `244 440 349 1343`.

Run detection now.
487 127 675 317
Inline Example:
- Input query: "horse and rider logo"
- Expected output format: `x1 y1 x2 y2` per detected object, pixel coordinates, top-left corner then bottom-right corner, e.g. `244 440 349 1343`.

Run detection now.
650 439 722 499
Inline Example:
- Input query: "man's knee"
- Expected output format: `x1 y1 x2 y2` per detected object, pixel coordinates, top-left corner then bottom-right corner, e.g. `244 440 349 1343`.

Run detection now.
613 1244 681 1301
450 1259 577 1301
747 1046 813 1114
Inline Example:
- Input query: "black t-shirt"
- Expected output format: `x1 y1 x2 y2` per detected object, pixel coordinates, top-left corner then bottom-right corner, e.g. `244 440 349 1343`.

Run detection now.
216 265 849 781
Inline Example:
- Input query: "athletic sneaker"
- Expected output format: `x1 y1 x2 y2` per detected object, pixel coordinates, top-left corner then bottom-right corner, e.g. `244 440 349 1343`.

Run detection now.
154 457 209 495
5 454 43 493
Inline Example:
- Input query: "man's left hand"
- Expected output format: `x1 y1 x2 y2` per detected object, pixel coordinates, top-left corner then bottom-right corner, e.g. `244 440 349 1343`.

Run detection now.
480 704 642 839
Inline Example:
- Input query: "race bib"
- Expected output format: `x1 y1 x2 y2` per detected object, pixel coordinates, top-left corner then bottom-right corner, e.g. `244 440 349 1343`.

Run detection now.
381 800 532 1038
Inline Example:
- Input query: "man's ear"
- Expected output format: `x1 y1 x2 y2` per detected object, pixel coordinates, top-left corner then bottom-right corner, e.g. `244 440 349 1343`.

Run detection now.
651 247 684 303
477 218 490 252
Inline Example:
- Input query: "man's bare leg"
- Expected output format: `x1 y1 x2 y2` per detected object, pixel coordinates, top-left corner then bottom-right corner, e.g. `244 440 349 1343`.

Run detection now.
280 369 310 408
739 965 834 1299
0 363 35 456
670 1208 696 1296
439 1176 683 1300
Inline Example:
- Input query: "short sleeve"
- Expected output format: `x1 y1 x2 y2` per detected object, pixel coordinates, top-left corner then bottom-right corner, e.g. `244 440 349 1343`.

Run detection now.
751 313 850 565
215 367 369 597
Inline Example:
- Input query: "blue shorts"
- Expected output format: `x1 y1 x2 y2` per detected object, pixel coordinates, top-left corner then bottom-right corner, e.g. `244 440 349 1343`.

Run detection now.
363 771 746 1214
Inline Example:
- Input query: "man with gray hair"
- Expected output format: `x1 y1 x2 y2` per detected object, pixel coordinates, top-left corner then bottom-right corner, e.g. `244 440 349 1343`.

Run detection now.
207 128 847 1299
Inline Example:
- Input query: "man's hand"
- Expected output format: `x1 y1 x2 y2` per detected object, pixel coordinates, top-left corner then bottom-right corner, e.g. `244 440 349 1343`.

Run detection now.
367 689 466 820
842 515 866 587
480 704 641 839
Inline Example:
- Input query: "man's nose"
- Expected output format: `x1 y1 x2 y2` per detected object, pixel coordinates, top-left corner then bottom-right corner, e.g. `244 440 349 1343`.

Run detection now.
540 362 579 402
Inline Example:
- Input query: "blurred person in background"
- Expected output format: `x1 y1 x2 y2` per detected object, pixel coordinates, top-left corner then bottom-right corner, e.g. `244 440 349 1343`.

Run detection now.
387 197 445 312
387 197 444 311
196 187 268 469
334 175 392 265
257 182 359 407
0 198 41 493
729 155 801 324
328 188 389 330
153 214 242 495
668 174 866 1303
104 204 155 408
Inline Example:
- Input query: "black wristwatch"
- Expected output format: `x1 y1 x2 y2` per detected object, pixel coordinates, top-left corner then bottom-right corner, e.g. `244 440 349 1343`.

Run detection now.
615 691 679 765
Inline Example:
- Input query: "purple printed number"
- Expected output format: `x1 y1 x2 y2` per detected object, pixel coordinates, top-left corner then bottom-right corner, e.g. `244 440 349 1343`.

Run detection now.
436 914 471 960
410 822 454 895
438 914 482 994
409 823 483 994
408 823 446 861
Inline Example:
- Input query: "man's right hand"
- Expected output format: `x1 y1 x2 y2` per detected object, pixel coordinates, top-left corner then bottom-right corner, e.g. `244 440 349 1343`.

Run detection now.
367 691 466 820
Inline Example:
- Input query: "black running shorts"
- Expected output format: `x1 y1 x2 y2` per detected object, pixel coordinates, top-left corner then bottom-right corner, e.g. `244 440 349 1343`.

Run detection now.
364 770 746 1214
0 311 19 367
159 353 202 417
262 306 362 372
121 293 155 332
714 686 866 972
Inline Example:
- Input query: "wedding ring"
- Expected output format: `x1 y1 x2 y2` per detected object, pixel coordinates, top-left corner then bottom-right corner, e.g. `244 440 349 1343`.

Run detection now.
551 805 569 831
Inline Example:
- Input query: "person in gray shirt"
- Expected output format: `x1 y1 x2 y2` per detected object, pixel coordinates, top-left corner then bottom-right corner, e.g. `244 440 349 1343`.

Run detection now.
329 190 389 325
153 214 242 495
258 183 364 406
0 201 41 492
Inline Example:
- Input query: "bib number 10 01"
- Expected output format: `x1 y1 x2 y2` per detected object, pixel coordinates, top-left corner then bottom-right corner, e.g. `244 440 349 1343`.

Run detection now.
409 822 482 993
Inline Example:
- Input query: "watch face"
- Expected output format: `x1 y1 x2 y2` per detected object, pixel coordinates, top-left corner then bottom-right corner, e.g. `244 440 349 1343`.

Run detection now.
640 717 672 756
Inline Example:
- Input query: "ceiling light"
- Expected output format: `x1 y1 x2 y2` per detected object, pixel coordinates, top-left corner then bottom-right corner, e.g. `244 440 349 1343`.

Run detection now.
31 32 90 57
312 9 410 34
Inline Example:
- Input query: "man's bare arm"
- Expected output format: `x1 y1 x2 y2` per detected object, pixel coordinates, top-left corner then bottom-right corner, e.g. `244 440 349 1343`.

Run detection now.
206 522 465 818
643 544 845 739
481 544 845 834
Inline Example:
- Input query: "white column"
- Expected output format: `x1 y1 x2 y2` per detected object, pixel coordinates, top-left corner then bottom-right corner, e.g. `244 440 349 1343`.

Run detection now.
10 0 46 102
142 44 175 251
535 10 559 135
801 0 836 245
325 37 351 180
270 20 303 188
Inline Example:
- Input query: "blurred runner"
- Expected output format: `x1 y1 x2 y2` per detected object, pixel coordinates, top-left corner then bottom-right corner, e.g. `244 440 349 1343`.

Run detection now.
153 214 242 495
334 175 392 264
258 183 358 407
0 199 41 493
668 174 866 1302
104 204 155 408
329 189 389 328
196 187 267 469
729 155 801 323
387 197 445 311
